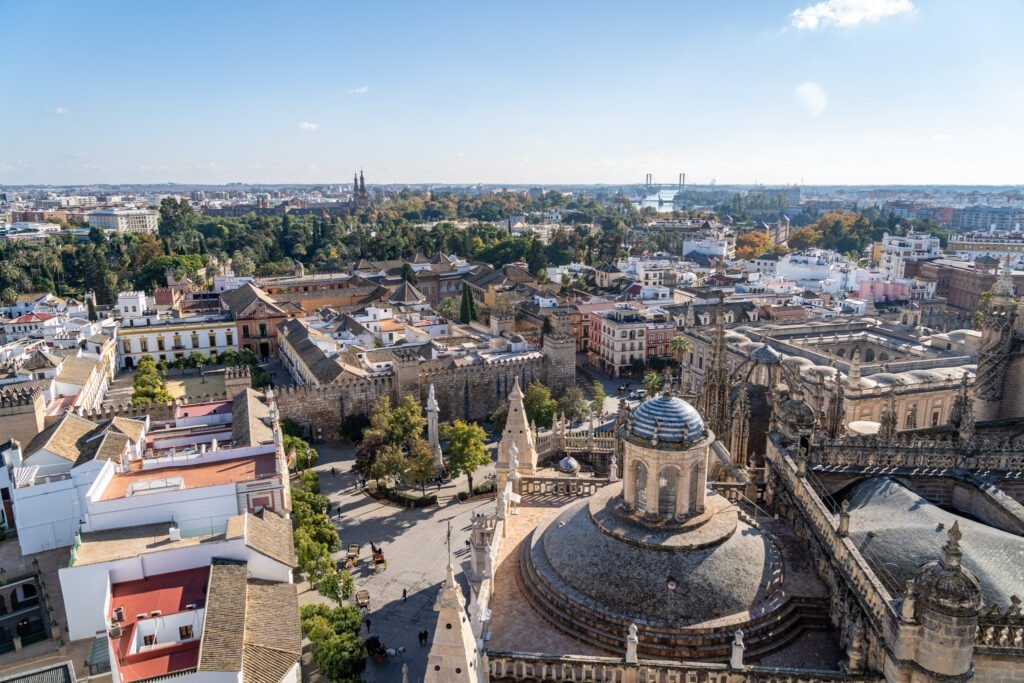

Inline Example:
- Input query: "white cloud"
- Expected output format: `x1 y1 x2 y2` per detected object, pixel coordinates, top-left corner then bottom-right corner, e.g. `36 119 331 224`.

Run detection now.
52 106 71 115
791 0 914 30
298 121 319 132
795 81 828 117
347 86 369 95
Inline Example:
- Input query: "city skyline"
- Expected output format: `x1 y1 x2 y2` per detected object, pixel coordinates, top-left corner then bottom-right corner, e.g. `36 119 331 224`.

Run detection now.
2 0 1023 186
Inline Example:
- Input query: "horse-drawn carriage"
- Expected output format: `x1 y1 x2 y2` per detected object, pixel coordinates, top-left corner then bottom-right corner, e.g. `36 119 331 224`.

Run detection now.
343 543 360 569
371 547 387 572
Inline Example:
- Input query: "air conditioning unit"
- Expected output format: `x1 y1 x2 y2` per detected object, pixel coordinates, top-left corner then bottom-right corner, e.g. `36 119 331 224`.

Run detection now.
109 624 122 638
150 610 161 617
113 607 124 622
185 603 197 610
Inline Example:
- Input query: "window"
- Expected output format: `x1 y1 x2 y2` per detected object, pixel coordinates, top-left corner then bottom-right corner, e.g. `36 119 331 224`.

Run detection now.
179 625 193 639
226 332 233 346
143 635 155 646
259 323 268 337
140 339 148 352
931 411 940 427
122 340 131 353
242 325 250 338
191 333 200 348
157 337 165 351
209 333 216 347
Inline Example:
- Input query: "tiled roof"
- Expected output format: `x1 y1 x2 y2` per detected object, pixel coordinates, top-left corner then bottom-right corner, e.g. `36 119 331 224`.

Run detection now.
198 562 300 683
277 318 347 384
198 562 247 672
24 412 98 462
244 510 296 567
231 388 274 447
55 355 98 386
0 662 75 683
110 416 146 444
221 283 287 318
389 280 426 304
242 581 301 683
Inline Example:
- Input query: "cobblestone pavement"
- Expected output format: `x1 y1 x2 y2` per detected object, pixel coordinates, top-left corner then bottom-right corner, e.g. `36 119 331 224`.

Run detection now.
304 443 496 683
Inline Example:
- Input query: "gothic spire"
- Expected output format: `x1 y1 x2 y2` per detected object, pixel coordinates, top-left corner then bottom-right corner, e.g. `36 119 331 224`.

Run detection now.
878 387 898 440
698 293 731 440
825 368 846 438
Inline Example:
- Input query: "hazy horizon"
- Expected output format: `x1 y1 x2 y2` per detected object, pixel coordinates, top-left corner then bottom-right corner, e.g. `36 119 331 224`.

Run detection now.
2 0 1022 186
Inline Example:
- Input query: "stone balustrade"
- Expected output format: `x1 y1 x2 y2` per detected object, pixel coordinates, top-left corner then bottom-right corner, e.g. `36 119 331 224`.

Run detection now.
518 476 612 497
976 609 1024 653
485 651 883 683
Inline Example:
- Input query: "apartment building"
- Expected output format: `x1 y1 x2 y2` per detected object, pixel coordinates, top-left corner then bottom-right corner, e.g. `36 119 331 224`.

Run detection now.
87 208 159 234
588 304 650 378
948 229 1024 262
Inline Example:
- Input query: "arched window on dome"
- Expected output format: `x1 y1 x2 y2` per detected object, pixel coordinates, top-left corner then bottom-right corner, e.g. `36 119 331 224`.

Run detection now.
658 467 678 519
836 348 846 358
864 349 876 362
634 460 648 513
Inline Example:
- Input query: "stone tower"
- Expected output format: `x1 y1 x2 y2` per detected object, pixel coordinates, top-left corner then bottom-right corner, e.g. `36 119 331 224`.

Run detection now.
424 564 479 683
541 334 575 396
390 345 422 402
897 522 981 679
0 386 46 449
729 386 750 467
223 365 252 396
497 377 537 475
974 266 1020 420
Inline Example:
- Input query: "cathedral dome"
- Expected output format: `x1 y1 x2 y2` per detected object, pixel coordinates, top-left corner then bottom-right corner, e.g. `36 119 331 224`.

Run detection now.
630 394 706 445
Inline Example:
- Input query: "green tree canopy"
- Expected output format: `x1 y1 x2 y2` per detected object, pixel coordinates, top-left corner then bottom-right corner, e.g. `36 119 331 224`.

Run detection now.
441 419 490 494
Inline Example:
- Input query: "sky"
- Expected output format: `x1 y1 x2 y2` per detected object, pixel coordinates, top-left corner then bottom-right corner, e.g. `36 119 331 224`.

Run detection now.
1 0 1022 186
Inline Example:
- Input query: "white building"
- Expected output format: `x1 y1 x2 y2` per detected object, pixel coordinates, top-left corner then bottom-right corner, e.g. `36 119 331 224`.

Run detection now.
880 231 942 279
87 208 159 234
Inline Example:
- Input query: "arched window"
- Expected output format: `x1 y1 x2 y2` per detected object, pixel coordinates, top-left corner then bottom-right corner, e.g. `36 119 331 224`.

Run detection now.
688 462 700 514
864 349 876 362
658 467 678 518
836 349 846 358
879 352 890 361
634 461 648 513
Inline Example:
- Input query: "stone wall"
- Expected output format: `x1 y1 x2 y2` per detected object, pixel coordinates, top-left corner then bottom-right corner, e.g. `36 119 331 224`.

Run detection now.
0 389 45 450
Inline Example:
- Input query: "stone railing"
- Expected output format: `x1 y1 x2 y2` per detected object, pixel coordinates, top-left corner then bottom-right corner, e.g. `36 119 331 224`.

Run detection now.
485 651 883 683
767 437 896 633
535 421 616 460
518 476 612 497
812 442 1024 473
975 605 1024 654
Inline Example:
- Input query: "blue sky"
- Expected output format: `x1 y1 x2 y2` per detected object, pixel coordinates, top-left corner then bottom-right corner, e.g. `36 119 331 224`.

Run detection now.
1 0 1021 185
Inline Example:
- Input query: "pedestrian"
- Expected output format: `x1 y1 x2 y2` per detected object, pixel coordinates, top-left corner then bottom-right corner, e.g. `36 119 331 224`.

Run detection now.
364 617 371 632
331 466 337 476
402 588 407 603
436 480 441 491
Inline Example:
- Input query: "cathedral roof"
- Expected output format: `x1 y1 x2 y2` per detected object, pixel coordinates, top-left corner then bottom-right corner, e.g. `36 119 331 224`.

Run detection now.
630 394 706 445
846 477 1023 608
751 344 782 364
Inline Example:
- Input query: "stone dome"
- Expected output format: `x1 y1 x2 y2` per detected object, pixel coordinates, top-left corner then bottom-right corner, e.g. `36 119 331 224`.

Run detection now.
914 523 982 617
751 344 782 364
556 455 581 475
630 394 706 445
778 393 816 430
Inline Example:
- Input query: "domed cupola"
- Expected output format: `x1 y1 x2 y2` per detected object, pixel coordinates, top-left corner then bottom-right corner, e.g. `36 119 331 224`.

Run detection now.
629 392 707 447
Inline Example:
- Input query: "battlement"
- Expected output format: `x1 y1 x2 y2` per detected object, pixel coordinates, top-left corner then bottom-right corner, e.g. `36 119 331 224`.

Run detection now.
0 385 43 407
224 365 250 379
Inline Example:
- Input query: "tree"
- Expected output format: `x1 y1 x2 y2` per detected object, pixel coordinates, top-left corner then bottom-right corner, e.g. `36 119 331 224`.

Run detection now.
441 419 490 494
669 335 691 364
132 356 173 407
556 386 590 422
405 438 436 495
369 442 407 487
285 434 317 471
364 395 426 448
523 380 558 428
400 262 418 285
735 230 775 260
643 371 663 396
438 296 458 320
459 282 477 323
188 351 210 381
788 225 823 250
590 380 607 416
300 605 366 682
86 296 97 322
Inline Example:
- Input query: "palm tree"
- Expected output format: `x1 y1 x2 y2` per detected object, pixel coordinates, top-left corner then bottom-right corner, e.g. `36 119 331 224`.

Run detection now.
643 371 663 396
669 335 691 363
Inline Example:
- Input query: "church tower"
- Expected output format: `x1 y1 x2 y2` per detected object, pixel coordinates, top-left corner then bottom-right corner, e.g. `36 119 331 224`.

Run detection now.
424 564 480 683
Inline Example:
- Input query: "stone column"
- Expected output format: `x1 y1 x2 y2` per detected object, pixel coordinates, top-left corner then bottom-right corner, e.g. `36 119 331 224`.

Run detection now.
645 465 659 518
730 629 745 669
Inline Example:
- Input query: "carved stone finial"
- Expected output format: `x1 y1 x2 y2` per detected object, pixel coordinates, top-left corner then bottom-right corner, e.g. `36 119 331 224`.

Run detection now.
942 520 963 569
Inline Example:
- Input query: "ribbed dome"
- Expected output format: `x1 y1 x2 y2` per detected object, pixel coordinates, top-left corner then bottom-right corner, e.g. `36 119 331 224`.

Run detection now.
631 394 706 445
751 344 782 364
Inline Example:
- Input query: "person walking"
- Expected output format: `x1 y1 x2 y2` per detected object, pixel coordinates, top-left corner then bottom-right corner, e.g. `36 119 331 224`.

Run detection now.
402 588 407 603
364 616 371 632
